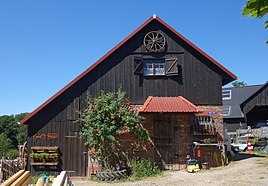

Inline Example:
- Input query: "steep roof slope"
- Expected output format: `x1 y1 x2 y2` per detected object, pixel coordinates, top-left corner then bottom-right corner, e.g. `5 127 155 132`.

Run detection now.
20 16 236 124
223 84 263 118
240 82 268 114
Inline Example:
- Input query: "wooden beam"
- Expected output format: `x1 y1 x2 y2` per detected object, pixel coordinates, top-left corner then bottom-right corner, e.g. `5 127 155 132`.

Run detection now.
10 171 31 186
1 170 25 186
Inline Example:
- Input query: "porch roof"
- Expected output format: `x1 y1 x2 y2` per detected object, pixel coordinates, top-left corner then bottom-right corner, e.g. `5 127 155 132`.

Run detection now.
139 96 199 113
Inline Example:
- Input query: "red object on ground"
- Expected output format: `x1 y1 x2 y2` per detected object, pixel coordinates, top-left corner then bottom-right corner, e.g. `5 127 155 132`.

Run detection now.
247 138 253 152
197 146 201 157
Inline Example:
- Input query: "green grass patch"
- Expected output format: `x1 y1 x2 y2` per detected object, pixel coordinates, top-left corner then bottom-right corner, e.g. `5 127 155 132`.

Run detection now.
129 158 162 179
31 176 39 184
241 151 268 157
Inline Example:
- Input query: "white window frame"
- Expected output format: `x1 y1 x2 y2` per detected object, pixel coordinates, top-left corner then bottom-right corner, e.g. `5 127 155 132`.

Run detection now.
222 106 231 116
222 90 232 100
143 59 165 76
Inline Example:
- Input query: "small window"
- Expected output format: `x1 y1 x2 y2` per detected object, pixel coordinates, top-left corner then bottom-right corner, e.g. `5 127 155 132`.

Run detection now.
144 59 165 76
222 106 231 116
222 90 231 100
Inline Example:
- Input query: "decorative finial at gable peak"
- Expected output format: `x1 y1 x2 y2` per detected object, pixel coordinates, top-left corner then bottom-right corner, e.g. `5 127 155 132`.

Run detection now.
153 14 157 19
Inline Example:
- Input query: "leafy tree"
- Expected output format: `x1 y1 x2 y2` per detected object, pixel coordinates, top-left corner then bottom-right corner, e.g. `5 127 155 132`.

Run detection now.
242 0 268 44
5 149 20 159
78 88 148 170
14 113 28 145
232 80 248 87
0 113 28 147
0 133 13 157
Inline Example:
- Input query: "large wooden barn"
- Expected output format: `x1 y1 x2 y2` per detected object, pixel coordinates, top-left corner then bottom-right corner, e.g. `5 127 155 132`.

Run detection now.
20 16 236 176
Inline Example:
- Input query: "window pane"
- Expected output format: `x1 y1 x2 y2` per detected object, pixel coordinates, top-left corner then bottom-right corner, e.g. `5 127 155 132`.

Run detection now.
144 61 154 75
222 90 231 100
222 106 231 116
155 63 165 75
143 59 165 76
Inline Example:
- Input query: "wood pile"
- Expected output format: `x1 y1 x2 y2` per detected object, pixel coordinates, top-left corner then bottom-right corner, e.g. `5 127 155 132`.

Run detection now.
1 170 31 186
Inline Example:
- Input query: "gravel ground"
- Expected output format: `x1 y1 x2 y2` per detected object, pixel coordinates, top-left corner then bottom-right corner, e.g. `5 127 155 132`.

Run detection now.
71 155 268 186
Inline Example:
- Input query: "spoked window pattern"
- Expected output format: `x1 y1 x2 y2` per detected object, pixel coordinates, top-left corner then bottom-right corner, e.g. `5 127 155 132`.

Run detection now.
144 59 165 76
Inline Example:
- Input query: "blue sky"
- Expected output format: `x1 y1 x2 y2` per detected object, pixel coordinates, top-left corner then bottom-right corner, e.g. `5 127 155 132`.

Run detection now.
0 1 267 115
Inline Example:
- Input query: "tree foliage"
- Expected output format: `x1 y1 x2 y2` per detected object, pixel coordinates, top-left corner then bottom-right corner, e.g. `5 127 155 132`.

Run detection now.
0 113 28 157
0 133 12 154
232 80 248 87
78 89 148 170
242 0 268 43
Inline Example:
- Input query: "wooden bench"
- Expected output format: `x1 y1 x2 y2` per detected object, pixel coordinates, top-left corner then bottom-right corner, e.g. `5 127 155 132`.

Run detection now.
1 170 31 186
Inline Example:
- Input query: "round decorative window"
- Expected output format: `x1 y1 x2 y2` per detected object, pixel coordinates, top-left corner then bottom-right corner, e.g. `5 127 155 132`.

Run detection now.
143 31 166 52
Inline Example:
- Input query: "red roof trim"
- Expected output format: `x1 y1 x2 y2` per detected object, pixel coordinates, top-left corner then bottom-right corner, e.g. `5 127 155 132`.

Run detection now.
20 16 236 124
155 17 236 80
20 17 154 125
140 96 153 112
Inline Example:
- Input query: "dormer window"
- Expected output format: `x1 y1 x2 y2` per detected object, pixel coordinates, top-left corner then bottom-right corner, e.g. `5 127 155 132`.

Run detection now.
222 106 231 116
144 59 165 76
222 90 231 100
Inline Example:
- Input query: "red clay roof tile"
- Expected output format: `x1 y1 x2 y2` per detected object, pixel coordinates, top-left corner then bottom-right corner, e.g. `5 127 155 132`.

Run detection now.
140 96 199 113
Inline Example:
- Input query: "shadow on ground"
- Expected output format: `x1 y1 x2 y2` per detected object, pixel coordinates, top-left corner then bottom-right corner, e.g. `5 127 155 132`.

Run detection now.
233 152 266 161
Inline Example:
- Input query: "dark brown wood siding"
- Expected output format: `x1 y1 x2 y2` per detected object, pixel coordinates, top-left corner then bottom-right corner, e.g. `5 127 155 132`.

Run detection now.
27 19 224 176
242 83 268 115
74 20 223 106
27 92 87 176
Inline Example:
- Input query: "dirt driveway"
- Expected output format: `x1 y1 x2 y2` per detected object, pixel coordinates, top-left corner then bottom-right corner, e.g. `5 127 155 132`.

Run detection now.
71 154 268 186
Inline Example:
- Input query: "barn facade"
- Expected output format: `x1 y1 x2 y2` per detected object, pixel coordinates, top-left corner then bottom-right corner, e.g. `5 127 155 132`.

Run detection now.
20 16 236 176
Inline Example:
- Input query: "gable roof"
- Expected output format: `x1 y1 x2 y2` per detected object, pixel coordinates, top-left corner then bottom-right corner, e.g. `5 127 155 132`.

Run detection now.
240 82 268 112
139 96 199 113
20 15 236 125
222 84 264 118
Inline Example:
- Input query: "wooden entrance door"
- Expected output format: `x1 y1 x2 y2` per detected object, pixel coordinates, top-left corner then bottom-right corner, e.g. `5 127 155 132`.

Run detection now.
153 115 178 170
64 131 87 176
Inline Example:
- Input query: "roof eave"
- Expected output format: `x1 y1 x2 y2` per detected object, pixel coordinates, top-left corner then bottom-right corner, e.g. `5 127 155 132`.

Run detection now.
20 16 155 125
20 15 236 124
155 17 237 82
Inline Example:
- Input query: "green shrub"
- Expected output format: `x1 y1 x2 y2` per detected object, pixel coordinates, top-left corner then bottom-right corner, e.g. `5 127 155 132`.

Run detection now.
130 158 161 178
31 176 39 184
250 138 258 146
78 88 148 170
